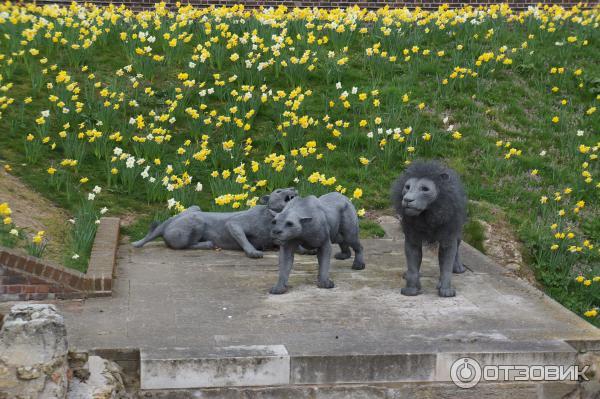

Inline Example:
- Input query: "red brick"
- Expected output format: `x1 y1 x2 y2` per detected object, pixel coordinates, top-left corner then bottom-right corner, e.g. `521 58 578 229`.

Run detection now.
5 275 27 284
36 285 51 294
6 254 18 268
68 274 81 288
22 285 37 294
60 272 73 285
14 256 27 270
7 285 23 294
81 278 90 290
33 261 45 275
104 277 113 292
24 259 36 273
52 269 62 282
2 268 19 277
29 276 47 285
42 266 54 278
0 251 9 265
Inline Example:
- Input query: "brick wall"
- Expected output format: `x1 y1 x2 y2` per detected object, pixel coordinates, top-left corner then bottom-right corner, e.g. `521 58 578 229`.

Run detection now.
0 251 92 301
26 0 596 11
0 264 91 301
0 217 120 302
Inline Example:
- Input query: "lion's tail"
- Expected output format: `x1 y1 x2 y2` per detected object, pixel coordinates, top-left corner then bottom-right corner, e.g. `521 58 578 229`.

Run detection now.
131 220 165 248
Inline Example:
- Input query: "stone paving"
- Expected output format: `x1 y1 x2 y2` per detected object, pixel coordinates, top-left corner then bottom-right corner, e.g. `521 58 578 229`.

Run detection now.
57 220 599 354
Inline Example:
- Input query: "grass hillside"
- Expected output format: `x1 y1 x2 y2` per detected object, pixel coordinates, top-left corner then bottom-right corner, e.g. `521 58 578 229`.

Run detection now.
0 2 598 324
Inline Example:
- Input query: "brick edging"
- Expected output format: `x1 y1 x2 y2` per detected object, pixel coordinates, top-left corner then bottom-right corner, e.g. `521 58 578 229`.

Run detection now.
0 217 121 301
87 217 121 296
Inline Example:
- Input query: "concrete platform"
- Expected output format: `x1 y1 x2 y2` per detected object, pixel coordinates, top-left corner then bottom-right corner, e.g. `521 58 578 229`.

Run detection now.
54 221 600 394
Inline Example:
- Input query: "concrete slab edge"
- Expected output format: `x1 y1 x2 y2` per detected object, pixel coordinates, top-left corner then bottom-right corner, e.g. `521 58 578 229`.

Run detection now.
138 341 585 390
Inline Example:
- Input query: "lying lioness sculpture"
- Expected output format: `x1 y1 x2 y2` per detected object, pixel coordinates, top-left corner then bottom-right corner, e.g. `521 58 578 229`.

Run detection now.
269 193 365 294
132 188 298 258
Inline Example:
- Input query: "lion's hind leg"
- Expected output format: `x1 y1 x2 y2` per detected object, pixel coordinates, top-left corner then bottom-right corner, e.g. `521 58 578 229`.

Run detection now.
334 242 352 260
349 240 365 270
452 238 466 274
187 220 212 250
188 241 215 250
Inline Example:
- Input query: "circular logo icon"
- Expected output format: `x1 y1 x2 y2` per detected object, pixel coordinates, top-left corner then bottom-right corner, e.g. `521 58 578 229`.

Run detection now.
450 357 482 389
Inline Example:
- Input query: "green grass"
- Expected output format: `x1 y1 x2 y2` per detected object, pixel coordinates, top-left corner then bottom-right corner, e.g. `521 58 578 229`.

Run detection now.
463 219 486 254
360 219 386 239
0 3 598 324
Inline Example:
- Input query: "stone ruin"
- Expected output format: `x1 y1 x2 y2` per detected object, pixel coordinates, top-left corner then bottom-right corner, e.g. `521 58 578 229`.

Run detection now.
0 304 128 399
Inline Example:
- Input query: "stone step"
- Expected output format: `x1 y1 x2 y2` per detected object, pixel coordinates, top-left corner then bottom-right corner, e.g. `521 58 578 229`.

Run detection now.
140 340 579 390
138 381 580 399
141 345 290 390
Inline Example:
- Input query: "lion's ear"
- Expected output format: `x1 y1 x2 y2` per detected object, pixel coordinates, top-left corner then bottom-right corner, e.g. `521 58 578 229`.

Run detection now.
259 195 270 205
440 173 449 181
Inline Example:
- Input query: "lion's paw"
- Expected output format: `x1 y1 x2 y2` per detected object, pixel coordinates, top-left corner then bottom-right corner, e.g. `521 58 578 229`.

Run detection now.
352 260 365 270
438 287 456 297
269 285 288 295
317 279 335 289
453 262 466 274
246 249 264 259
401 286 421 296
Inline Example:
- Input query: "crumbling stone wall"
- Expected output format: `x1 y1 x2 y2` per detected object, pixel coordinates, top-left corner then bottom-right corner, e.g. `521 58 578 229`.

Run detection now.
0 304 69 398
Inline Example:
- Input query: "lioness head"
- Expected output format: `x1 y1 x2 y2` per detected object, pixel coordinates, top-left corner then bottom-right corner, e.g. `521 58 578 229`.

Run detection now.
270 207 312 242
260 187 298 213
400 176 445 216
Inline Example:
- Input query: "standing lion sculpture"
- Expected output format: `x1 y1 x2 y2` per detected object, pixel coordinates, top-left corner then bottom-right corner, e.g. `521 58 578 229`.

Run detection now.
391 160 467 297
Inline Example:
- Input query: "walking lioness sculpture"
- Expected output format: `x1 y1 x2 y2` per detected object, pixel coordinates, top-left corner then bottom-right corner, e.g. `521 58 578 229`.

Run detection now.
132 188 298 258
269 193 365 294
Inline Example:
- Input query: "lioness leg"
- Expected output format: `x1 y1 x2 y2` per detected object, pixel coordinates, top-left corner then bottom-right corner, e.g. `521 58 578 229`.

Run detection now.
453 239 466 273
401 238 422 296
438 239 457 297
225 221 263 258
349 240 365 270
270 243 297 294
334 242 352 260
188 241 215 250
317 241 335 289
296 246 317 255
163 227 191 250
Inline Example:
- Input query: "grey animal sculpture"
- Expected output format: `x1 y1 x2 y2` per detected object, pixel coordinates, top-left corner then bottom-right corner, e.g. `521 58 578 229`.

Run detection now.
391 160 467 297
132 188 299 258
269 192 365 294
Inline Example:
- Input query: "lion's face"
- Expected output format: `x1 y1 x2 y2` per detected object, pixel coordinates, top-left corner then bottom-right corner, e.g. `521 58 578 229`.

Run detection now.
261 187 298 212
400 177 439 216
270 209 311 242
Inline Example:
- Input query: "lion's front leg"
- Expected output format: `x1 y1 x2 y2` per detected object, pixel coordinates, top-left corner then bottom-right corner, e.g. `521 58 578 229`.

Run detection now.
316 240 334 289
270 243 297 294
401 238 422 296
226 221 263 258
438 239 458 297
